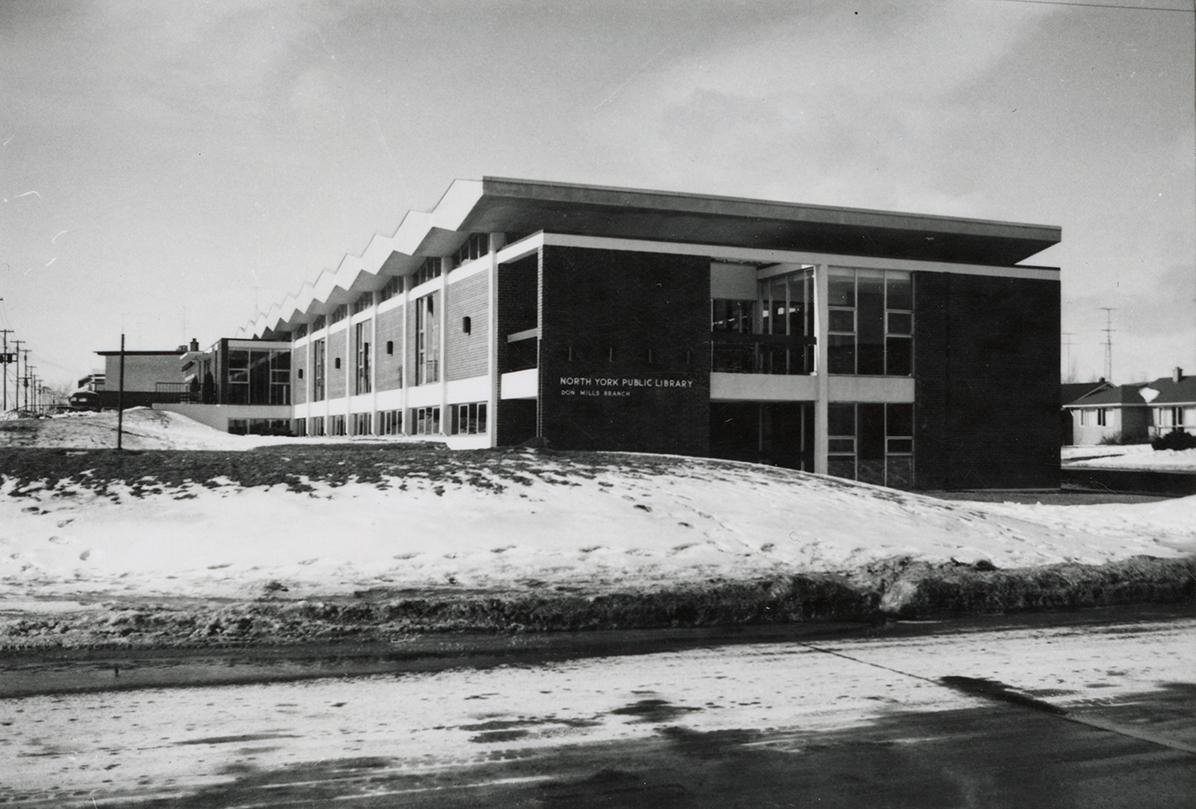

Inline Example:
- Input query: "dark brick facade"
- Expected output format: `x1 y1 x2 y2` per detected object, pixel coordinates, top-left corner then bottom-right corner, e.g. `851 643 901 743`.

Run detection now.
537 246 710 455
914 273 1060 489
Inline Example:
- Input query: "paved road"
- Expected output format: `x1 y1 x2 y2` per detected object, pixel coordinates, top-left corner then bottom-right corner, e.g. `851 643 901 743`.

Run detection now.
3 612 1194 807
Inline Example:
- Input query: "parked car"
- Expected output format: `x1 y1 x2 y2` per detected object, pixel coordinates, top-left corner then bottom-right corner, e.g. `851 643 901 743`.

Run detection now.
68 390 101 411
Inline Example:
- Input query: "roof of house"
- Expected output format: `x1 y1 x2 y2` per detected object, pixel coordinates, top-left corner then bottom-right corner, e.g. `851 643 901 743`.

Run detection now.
1061 380 1111 406
95 350 182 357
1067 373 1196 407
1134 374 1196 406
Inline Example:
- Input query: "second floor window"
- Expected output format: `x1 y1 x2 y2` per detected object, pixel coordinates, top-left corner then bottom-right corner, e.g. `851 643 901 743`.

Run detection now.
355 322 371 394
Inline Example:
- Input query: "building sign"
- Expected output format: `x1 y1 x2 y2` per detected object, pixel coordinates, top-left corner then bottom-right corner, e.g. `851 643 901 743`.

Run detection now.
557 374 697 399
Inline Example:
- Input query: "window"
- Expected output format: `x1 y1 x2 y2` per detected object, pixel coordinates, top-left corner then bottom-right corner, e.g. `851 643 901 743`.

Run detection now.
413 257 441 287
379 275 403 302
1097 408 1108 427
334 357 341 370
711 268 814 375
355 321 371 394
297 367 304 380
329 414 346 437
312 339 325 401
415 293 439 384
329 304 348 324
379 409 403 435
412 406 440 435
293 418 307 437
312 314 326 332
828 268 913 376
310 416 325 436
386 340 394 356
827 402 915 488
462 316 471 335
294 324 308 339
351 293 373 315
452 233 489 268
451 402 487 435
352 412 372 435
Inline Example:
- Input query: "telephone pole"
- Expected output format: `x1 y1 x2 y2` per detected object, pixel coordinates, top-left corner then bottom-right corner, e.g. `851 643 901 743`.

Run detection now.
20 350 31 413
1098 308 1116 382
0 327 13 413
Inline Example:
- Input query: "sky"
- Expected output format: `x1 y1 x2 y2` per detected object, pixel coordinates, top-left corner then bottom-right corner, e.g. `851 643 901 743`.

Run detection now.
1 0 1193 391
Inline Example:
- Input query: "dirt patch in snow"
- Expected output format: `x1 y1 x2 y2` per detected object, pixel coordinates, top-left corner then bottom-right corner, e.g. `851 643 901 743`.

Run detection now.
2 555 1191 651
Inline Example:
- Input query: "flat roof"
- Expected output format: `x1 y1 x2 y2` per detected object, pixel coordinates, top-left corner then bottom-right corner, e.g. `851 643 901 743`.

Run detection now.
462 177 1061 265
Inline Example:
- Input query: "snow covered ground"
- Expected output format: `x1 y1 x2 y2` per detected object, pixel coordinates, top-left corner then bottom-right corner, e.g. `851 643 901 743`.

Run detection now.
0 408 431 451
1062 443 1196 472
0 409 1193 608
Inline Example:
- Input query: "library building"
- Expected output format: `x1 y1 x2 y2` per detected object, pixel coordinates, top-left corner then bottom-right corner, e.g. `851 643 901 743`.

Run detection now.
172 177 1061 490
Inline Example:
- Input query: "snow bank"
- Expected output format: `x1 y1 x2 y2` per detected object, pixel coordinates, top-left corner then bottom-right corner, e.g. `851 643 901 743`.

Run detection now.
2 453 1193 605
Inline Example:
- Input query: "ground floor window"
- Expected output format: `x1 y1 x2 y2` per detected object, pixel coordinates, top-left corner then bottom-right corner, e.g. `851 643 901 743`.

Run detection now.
827 402 914 488
1096 408 1108 427
379 409 403 435
310 416 325 436
228 418 291 436
451 402 487 435
352 412 372 435
293 418 307 437
709 402 814 470
413 406 440 435
329 414 347 436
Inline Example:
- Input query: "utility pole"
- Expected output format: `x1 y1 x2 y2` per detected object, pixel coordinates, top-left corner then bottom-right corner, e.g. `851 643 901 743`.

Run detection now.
10 340 24 415
117 333 126 450
20 348 30 414
0 327 13 413
1098 308 1116 382
1060 332 1074 382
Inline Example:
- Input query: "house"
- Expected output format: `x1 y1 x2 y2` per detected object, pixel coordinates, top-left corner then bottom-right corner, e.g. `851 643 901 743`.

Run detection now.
1060 379 1113 445
93 348 190 409
1063 367 1196 445
160 177 1062 489
1138 368 1196 439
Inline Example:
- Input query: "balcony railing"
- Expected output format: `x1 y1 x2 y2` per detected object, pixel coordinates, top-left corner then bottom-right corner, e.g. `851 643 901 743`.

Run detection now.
711 333 815 375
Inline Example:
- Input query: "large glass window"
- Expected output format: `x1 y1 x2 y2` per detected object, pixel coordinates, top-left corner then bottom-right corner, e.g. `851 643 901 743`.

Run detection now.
711 267 814 375
451 402 487 435
828 269 913 376
415 293 439 385
413 406 440 435
312 339 326 401
355 321 371 394
827 402 915 488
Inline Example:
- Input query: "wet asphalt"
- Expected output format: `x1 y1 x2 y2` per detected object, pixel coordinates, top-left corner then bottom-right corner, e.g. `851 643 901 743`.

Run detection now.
3 607 1194 808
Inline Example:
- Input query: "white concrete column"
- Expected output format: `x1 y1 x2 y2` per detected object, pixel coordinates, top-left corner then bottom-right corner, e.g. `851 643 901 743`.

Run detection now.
370 292 378 435
400 279 411 435
438 256 450 435
487 233 504 448
814 264 830 475
323 325 331 431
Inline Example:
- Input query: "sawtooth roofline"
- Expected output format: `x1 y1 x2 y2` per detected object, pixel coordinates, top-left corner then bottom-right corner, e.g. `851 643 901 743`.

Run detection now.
241 177 1061 338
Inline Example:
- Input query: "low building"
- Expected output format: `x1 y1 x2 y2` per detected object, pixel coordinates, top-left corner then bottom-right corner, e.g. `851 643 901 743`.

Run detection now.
1063 368 1196 445
93 349 189 409
170 177 1062 489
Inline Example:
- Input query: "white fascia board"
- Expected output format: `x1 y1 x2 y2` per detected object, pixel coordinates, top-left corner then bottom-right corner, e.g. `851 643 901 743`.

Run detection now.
393 210 435 256
540 233 1061 281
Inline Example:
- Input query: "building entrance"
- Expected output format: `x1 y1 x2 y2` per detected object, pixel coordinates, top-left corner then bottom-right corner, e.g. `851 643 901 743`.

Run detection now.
709 402 814 471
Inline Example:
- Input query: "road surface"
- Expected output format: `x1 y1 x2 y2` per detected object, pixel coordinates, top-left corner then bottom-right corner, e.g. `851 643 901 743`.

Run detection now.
3 611 1194 807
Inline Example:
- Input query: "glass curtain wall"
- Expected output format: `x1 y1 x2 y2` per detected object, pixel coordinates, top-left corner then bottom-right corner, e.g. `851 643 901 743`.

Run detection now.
226 349 291 405
828 269 913 375
711 267 814 374
827 403 914 487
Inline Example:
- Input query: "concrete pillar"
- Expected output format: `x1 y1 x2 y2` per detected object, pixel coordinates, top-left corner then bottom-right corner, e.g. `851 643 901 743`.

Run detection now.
487 233 504 448
370 292 378 435
400 277 411 435
814 264 829 475
438 256 450 435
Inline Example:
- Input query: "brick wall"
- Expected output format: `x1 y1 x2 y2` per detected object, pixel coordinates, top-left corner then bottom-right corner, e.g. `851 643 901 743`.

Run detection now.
914 273 1060 489
446 272 489 381
327 326 348 399
291 345 307 404
496 252 541 444
376 305 404 391
538 246 710 455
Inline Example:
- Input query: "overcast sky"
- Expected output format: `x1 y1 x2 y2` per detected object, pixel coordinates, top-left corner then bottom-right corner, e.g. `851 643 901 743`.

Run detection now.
2 0 1193 389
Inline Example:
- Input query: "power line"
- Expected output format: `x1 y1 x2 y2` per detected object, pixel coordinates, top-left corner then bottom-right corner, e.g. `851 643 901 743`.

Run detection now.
979 0 1194 12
